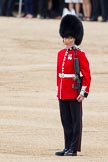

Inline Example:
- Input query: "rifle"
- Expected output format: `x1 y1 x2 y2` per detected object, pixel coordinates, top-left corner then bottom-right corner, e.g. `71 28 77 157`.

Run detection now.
72 48 82 95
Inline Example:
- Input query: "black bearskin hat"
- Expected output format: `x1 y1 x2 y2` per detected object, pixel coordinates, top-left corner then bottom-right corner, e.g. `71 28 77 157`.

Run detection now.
59 14 84 45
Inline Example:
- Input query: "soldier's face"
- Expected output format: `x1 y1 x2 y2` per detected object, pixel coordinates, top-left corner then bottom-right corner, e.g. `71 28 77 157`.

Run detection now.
63 36 75 46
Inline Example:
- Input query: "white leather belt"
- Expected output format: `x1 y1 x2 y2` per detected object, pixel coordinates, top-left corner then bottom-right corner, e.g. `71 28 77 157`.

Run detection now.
59 73 76 78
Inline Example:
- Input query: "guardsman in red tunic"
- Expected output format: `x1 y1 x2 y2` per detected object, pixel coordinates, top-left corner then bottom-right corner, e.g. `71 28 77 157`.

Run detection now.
55 15 91 156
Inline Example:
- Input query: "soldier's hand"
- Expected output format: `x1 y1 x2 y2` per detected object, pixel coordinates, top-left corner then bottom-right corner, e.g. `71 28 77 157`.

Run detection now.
77 94 85 102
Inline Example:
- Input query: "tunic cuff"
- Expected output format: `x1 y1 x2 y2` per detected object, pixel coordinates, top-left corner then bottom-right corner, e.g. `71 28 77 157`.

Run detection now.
80 90 88 97
80 86 88 98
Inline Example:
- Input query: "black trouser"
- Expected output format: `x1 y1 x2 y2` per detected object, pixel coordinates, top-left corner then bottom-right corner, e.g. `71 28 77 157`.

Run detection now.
1 0 15 16
92 0 107 20
59 99 82 152
52 0 65 17
38 0 48 18
0 0 2 15
100 0 108 21
24 0 34 15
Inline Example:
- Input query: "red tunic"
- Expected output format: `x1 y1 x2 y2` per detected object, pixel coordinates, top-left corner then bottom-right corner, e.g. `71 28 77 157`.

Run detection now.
57 48 91 100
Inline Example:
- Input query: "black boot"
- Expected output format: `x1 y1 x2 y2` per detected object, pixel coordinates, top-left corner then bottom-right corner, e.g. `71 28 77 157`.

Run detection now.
64 149 77 156
55 148 68 156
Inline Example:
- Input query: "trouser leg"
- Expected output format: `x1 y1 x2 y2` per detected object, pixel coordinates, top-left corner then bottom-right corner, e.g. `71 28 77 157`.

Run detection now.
100 0 107 21
7 0 15 16
59 99 73 149
92 0 100 19
1 0 8 16
69 100 82 152
59 99 82 152
38 0 48 18
24 0 33 15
